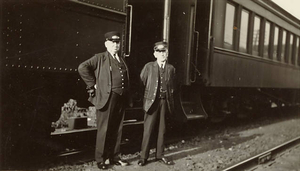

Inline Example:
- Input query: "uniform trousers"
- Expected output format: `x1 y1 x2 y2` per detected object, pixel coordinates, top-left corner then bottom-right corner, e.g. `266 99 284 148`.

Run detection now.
140 98 166 160
95 92 125 163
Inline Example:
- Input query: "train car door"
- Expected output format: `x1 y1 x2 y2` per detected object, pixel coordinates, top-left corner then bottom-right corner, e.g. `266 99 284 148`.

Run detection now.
169 0 212 85
169 0 198 85
169 0 212 121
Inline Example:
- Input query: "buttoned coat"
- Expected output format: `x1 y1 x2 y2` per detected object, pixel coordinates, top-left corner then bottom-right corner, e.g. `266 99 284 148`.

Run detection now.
140 61 175 114
78 51 130 109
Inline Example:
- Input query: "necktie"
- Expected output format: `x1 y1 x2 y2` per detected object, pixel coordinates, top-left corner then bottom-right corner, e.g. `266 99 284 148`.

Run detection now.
160 64 164 73
114 54 120 63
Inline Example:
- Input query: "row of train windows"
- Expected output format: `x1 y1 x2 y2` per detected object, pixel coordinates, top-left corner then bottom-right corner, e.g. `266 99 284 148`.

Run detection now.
224 2 300 66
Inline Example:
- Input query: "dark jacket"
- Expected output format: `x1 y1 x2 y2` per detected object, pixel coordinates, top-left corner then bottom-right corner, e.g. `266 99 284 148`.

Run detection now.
78 51 130 109
140 61 175 114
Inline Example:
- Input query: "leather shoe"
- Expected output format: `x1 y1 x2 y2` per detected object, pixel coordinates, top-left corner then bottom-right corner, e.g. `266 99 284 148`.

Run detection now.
110 159 129 166
97 162 108 170
157 157 174 165
138 159 147 166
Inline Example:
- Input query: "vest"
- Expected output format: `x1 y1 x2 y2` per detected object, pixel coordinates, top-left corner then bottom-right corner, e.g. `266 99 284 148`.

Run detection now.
158 65 167 99
111 56 128 95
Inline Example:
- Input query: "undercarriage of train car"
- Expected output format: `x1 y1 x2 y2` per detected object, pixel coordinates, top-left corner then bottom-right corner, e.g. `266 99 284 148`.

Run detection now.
178 85 300 123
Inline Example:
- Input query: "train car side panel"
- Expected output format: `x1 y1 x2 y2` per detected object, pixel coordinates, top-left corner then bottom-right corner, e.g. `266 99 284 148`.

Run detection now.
1 0 128 168
208 0 300 88
211 49 300 88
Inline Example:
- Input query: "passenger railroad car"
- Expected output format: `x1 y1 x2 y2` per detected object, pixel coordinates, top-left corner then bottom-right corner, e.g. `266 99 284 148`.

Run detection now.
1 0 299 168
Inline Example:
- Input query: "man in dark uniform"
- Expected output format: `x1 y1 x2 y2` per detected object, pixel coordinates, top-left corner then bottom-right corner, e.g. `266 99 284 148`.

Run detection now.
78 31 129 170
138 41 175 166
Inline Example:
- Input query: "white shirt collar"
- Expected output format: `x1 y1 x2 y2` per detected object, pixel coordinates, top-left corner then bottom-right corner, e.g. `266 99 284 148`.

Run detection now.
108 51 117 57
108 52 120 62
157 61 166 68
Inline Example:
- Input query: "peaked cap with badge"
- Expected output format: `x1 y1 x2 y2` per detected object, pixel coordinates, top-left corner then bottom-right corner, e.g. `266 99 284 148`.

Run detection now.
154 41 168 51
105 31 121 42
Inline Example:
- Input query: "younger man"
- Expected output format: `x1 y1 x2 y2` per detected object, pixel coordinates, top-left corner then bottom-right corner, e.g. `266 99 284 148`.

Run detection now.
138 41 175 166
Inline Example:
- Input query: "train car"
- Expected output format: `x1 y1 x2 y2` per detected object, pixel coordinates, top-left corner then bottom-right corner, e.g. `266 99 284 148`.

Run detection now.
169 0 300 121
204 0 300 119
1 0 133 168
128 0 300 122
1 0 300 169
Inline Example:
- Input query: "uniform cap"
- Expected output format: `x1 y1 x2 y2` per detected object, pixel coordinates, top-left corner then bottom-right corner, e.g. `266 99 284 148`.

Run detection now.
154 41 168 51
105 31 121 42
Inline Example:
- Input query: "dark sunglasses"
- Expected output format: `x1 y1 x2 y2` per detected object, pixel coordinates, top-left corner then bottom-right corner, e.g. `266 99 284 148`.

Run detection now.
107 39 120 43
155 49 166 52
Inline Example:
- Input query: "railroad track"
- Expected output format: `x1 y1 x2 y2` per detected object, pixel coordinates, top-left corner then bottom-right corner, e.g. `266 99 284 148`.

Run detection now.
41 107 299 170
223 136 300 171
49 135 300 171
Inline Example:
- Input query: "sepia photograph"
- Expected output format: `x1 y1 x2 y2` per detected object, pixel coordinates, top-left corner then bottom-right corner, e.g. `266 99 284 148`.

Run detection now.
1 0 300 170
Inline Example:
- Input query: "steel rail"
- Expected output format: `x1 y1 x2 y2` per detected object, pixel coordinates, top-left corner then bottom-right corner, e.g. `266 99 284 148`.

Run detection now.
222 136 300 171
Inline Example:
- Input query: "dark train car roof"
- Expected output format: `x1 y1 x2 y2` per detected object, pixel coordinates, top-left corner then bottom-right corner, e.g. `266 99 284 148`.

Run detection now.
258 0 300 25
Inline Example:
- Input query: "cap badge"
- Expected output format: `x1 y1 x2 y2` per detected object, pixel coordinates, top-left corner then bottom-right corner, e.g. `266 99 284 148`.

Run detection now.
112 35 120 39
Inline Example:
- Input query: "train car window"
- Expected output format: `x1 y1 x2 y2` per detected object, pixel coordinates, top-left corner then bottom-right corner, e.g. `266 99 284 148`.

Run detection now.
224 3 236 50
273 26 279 60
281 30 287 62
296 37 300 66
252 16 261 56
239 9 249 53
288 34 294 64
264 21 271 58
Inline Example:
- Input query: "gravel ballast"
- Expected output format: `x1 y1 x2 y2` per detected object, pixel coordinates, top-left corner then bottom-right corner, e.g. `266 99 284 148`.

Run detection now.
47 108 300 171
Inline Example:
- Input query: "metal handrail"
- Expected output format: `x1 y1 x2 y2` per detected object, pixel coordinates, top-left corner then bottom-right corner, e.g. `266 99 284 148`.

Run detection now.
125 5 133 57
